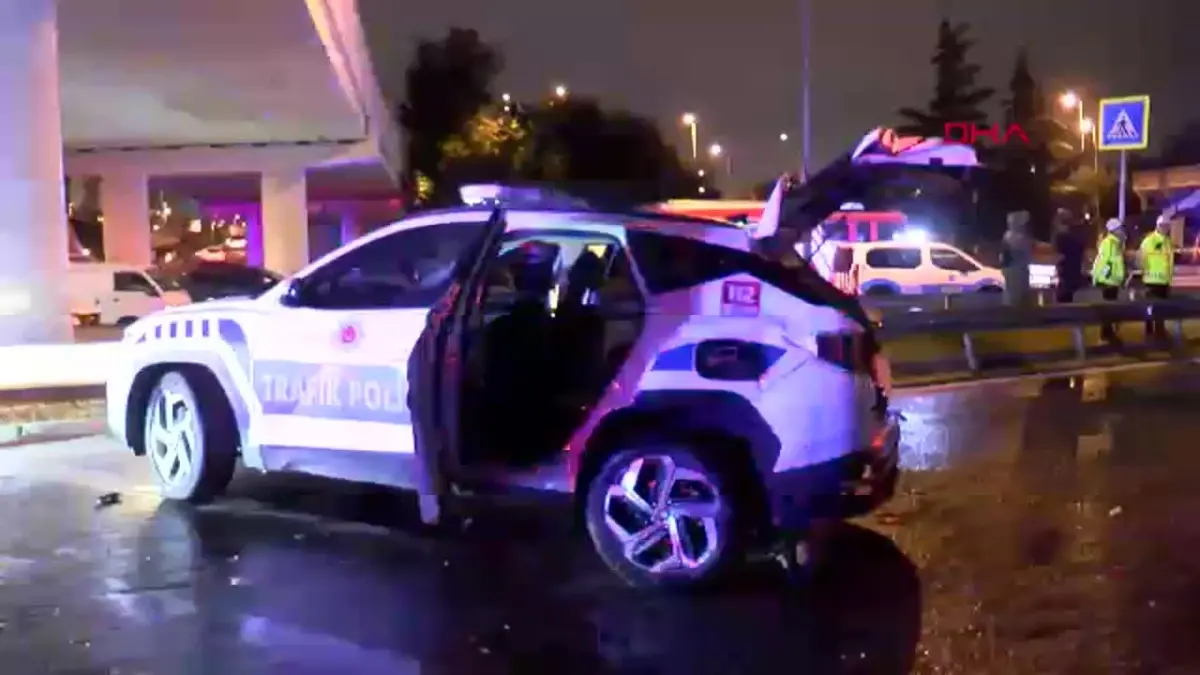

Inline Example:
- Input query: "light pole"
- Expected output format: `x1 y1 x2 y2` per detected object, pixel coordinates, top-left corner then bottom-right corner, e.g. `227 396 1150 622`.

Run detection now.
779 132 789 142
681 113 698 161
799 0 812 180
1079 117 1098 172
553 84 568 100
1079 116 1100 219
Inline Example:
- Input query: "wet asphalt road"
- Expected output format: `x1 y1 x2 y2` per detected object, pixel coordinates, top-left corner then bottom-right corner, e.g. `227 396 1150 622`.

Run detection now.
4 364 1200 674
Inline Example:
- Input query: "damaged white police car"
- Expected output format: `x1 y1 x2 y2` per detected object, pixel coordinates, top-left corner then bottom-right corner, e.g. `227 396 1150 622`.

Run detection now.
107 129 974 588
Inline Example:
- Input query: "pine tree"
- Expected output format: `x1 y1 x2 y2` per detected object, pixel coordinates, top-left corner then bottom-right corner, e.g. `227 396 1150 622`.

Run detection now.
897 20 995 140
994 49 1077 238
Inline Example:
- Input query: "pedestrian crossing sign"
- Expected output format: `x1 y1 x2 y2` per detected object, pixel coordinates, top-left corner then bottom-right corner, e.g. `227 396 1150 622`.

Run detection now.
1098 96 1150 151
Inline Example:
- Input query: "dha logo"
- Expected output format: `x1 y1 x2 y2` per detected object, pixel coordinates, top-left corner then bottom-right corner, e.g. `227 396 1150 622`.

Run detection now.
943 122 1031 146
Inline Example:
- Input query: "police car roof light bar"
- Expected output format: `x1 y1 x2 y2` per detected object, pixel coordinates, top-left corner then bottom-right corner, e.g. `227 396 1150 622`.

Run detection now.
459 184 595 210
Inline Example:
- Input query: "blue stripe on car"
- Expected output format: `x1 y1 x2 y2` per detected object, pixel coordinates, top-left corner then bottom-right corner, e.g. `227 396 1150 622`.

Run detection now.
217 319 251 376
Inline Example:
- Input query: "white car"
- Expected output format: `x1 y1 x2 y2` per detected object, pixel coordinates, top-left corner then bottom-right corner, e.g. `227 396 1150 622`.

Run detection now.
105 129 963 588
68 262 191 326
841 241 1004 296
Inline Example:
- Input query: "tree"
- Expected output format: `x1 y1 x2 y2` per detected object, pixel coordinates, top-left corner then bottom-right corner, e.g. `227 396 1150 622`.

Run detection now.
897 20 995 140
992 49 1077 239
439 104 531 186
522 98 702 203
749 178 779 200
399 28 503 203
1159 121 1200 166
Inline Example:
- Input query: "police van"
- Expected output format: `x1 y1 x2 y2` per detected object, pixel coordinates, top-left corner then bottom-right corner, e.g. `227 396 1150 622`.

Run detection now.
838 240 1005 296
105 128 972 588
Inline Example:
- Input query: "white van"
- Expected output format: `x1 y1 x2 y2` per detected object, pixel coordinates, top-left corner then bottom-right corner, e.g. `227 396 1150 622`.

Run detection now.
835 241 1005 296
68 263 191 326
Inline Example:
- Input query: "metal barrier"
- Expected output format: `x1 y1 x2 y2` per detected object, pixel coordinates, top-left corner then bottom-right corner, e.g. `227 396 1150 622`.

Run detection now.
866 286 1200 314
878 297 1200 372
3 299 1200 391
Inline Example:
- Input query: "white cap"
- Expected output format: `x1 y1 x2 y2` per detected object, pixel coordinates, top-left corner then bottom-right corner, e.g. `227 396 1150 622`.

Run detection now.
1105 218 1122 232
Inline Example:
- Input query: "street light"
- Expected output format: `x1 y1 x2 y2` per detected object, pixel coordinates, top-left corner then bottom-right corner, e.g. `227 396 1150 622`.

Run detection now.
681 113 698 161
1059 90 1086 152
697 169 705 177
708 143 731 178
779 132 789 142
501 92 511 103
553 84 568 99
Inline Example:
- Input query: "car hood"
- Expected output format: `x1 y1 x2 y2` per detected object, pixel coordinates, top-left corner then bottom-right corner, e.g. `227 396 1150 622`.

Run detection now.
753 127 981 241
159 296 262 315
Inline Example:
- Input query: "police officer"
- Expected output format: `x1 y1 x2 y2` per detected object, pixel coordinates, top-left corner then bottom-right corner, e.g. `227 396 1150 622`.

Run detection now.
1139 214 1175 339
1091 218 1126 342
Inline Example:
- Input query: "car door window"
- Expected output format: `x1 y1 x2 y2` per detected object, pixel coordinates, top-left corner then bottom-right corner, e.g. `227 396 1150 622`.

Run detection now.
864 247 921 270
929 247 980 273
481 232 641 313
113 272 159 296
300 222 487 310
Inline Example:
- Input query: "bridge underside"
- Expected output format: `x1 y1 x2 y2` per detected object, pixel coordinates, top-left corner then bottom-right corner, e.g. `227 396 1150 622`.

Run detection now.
0 0 400 345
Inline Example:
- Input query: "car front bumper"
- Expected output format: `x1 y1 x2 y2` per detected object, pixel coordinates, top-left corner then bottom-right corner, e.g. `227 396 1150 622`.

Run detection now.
765 416 900 532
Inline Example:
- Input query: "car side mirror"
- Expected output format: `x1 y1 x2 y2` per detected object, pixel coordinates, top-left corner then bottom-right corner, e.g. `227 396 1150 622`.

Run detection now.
280 279 305 307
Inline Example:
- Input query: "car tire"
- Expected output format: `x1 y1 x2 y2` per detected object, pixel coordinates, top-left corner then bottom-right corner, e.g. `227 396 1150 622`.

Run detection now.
116 316 138 327
142 369 238 504
864 286 896 297
584 444 743 589
977 285 1003 293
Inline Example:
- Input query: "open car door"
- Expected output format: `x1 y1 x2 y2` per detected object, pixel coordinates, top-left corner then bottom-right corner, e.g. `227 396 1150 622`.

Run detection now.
752 127 981 243
407 208 508 503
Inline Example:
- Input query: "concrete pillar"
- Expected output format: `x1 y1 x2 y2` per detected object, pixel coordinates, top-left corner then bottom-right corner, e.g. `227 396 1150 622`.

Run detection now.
0 0 71 344
100 172 151 266
261 168 308 274
245 210 264 268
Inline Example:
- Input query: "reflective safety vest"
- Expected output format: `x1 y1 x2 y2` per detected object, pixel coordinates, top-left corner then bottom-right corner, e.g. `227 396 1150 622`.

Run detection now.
1091 233 1126 287
1139 230 1174 286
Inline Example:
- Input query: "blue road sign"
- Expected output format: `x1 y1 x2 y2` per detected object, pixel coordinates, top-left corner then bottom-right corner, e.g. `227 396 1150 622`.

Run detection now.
1098 95 1150 151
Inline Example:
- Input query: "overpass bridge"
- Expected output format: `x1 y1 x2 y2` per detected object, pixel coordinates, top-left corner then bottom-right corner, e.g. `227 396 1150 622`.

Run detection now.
2 0 399 343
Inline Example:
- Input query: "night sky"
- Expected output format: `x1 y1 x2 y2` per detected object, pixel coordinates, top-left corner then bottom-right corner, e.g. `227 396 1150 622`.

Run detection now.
360 0 1199 190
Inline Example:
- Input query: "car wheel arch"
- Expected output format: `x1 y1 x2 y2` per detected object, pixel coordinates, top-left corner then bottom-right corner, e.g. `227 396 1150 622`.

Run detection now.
574 390 779 534
862 281 900 296
125 360 247 455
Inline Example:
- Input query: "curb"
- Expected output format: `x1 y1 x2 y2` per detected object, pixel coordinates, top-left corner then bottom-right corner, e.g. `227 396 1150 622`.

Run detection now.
0 418 106 445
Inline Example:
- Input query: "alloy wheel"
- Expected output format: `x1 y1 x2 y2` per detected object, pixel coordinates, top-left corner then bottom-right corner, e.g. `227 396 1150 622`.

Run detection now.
145 378 202 490
602 454 723 575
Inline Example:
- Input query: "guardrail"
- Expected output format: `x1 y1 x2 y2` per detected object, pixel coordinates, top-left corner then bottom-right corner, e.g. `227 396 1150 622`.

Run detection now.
0 342 120 391
866 286 1200 314
879 297 1200 373
3 298 1200 392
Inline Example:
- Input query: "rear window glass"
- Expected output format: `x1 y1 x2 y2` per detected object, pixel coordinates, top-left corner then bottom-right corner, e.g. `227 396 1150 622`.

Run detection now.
627 231 870 328
865 247 921 269
626 231 741 293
